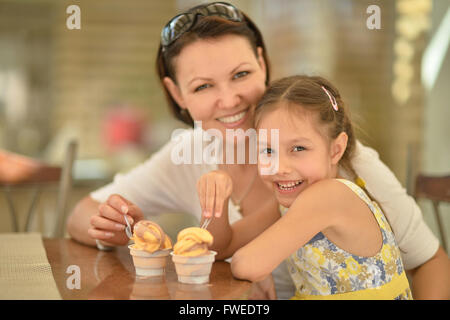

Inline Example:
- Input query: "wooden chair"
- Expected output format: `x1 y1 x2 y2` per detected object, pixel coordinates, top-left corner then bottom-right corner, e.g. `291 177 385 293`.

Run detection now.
413 174 450 252
0 140 77 237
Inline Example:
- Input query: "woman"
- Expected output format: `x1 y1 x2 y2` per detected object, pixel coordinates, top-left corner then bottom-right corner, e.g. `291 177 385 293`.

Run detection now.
67 2 449 299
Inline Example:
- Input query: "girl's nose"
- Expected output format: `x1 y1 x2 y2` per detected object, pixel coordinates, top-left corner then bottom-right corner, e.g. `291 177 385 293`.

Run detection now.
216 85 241 109
276 156 292 176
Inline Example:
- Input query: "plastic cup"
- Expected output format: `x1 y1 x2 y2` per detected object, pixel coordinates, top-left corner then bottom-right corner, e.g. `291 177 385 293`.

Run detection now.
171 251 217 284
128 245 171 277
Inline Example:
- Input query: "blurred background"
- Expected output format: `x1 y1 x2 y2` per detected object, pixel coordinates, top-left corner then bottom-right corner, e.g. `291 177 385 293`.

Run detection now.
0 0 449 247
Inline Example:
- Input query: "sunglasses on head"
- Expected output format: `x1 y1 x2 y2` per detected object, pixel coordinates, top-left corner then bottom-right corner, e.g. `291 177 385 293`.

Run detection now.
160 2 244 49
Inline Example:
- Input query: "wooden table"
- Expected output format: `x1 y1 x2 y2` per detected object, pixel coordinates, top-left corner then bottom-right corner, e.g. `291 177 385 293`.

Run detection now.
44 238 251 300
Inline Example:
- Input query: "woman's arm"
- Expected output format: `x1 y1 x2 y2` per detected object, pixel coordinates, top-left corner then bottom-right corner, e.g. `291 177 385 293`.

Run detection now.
407 246 450 299
351 141 446 298
67 130 205 247
67 194 144 247
67 196 100 247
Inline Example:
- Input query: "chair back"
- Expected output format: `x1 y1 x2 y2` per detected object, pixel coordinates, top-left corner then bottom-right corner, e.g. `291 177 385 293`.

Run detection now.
414 174 450 252
414 175 450 202
0 140 77 237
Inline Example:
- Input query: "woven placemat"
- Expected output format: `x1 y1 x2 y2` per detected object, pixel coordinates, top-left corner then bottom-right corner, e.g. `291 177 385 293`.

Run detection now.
0 232 61 300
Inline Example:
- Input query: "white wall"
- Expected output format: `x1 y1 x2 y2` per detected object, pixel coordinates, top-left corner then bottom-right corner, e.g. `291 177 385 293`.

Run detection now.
422 0 450 250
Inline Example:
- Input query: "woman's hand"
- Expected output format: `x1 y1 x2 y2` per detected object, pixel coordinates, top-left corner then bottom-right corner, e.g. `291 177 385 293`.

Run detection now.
88 194 144 246
248 275 277 300
197 170 233 219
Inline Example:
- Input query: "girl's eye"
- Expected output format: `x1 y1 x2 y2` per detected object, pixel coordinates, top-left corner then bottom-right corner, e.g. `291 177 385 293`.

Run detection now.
233 71 249 79
194 84 211 92
293 146 305 152
260 148 273 154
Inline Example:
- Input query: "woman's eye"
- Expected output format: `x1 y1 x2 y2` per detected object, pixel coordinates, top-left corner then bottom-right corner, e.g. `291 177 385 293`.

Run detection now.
194 84 210 92
233 71 249 79
293 146 305 152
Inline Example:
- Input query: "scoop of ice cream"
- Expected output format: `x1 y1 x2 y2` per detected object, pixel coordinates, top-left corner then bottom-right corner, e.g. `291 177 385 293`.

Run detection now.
132 220 172 253
173 227 213 257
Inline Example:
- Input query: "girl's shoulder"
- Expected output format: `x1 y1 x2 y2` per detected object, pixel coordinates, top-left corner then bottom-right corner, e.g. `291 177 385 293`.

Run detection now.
302 178 359 200
299 179 369 217
283 179 368 234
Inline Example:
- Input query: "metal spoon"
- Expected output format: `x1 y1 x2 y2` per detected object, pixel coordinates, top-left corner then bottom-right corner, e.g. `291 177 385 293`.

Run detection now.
123 214 133 239
200 217 212 230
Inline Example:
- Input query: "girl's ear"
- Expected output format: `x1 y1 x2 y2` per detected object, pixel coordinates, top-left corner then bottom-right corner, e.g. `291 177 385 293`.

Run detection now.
256 47 267 82
163 77 186 109
330 132 348 165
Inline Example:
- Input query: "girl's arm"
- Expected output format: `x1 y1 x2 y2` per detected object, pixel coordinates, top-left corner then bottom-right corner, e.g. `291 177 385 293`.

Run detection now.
231 179 343 282
197 170 280 260
202 196 280 260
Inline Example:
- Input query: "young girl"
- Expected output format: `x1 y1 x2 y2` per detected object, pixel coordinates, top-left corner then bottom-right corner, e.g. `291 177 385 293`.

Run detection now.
202 75 413 299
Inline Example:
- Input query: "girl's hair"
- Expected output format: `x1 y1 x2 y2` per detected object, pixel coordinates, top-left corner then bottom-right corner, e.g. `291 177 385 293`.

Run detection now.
255 75 357 180
156 12 271 127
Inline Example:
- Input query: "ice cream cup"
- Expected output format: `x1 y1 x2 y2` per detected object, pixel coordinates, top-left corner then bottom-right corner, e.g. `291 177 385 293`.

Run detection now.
128 245 171 277
170 251 217 284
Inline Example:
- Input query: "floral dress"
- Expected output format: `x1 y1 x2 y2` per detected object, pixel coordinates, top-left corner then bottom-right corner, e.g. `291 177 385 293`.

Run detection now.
285 179 412 300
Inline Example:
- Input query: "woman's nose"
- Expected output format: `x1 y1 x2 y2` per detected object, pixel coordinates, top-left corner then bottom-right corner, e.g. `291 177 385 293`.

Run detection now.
216 85 241 109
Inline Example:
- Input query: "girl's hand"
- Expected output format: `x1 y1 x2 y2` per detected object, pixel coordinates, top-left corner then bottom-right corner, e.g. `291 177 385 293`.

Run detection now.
88 194 144 246
248 275 277 300
197 170 233 219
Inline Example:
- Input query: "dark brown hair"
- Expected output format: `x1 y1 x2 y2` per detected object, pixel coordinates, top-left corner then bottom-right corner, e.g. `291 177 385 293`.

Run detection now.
255 75 357 180
156 12 271 127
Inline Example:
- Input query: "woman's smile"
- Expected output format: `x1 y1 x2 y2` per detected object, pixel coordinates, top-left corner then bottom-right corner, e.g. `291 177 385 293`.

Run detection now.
216 107 250 128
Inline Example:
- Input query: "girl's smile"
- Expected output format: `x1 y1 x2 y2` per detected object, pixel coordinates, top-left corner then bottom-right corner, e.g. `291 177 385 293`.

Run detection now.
274 179 304 194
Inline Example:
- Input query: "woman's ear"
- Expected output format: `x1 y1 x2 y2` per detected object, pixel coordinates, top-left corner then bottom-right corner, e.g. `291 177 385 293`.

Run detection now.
163 77 186 109
330 132 348 165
